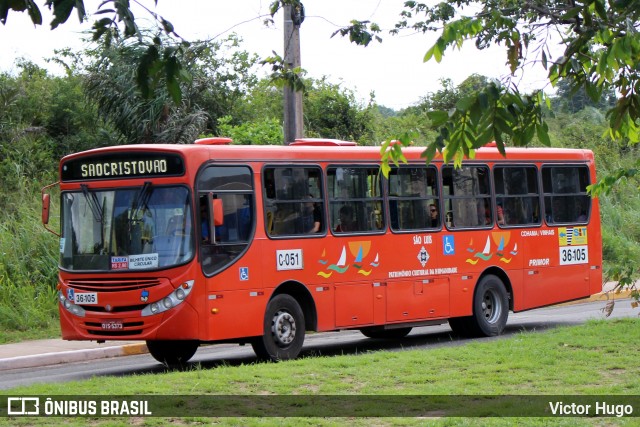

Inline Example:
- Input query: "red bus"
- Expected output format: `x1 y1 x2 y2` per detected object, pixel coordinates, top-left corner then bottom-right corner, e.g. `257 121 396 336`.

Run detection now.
42 138 602 364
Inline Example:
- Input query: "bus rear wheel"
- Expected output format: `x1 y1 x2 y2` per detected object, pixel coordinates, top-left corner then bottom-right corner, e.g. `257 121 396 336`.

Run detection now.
448 274 509 337
146 340 199 366
360 327 412 339
252 294 305 361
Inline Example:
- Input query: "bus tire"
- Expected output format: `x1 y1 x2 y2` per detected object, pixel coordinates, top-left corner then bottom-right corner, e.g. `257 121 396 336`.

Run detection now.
252 294 305 361
360 327 412 339
146 340 199 366
453 274 509 337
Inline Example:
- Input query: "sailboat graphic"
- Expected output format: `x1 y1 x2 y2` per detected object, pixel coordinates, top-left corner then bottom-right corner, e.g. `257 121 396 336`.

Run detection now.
467 238 475 253
328 246 349 273
318 248 328 265
370 253 379 267
510 243 518 256
496 237 505 257
353 245 363 269
474 237 493 261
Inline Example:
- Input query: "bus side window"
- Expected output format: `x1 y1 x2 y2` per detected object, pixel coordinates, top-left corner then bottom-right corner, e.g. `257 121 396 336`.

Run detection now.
264 166 325 237
443 166 491 229
494 166 540 227
388 166 439 232
542 166 590 224
328 166 384 234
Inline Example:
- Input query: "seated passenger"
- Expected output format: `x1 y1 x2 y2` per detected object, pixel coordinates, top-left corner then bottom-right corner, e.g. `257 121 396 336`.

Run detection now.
429 203 438 227
335 205 356 232
303 195 322 233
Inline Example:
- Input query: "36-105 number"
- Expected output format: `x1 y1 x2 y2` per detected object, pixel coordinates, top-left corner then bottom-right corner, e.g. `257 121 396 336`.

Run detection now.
559 246 588 265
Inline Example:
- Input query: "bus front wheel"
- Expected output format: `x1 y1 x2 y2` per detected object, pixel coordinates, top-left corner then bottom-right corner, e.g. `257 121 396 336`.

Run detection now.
252 294 305 361
146 340 199 366
448 274 509 337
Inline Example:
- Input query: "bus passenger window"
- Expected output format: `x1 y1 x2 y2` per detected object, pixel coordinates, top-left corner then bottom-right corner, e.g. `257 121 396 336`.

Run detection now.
388 166 439 232
542 166 590 224
494 166 540 227
264 166 325 237
443 166 491 229
328 166 385 234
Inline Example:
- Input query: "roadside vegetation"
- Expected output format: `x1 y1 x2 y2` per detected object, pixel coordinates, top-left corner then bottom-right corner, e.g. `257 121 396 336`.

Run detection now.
0 34 639 343
1 318 640 425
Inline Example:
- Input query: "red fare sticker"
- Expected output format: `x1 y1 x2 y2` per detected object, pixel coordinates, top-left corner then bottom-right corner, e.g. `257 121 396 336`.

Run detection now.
111 256 129 270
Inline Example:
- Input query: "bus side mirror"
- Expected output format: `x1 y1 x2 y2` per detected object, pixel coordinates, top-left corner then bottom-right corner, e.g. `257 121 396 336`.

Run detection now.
41 182 60 237
42 193 51 225
212 198 224 226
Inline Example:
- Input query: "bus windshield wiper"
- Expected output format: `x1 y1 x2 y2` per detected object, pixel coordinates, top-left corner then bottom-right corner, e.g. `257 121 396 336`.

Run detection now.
131 181 153 220
81 184 104 223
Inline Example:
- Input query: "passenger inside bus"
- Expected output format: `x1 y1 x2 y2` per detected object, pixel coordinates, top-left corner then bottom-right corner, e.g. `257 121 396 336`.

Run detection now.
303 195 322 233
477 199 492 225
496 203 505 225
200 203 209 243
335 205 356 232
429 203 438 227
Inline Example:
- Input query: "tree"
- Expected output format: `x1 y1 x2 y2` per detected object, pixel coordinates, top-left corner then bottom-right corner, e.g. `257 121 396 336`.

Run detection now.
1 0 189 102
6 2 638 159
411 74 497 113
334 0 640 294
554 79 616 114
303 77 374 143
75 33 258 144
337 1 640 175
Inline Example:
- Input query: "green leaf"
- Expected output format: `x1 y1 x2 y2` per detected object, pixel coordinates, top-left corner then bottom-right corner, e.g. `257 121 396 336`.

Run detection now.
536 123 551 146
424 39 444 63
455 95 475 112
49 0 76 29
560 6 582 21
22 0 42 25
161 18 174 34
420 141 438 163
427 110 448 127
594 0 607 19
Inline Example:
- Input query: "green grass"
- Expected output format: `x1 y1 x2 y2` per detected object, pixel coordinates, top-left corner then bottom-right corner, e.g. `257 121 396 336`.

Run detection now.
2 318 640 426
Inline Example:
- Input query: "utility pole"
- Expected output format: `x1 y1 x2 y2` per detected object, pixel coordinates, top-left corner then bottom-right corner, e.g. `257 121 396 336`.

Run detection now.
283 3 304 145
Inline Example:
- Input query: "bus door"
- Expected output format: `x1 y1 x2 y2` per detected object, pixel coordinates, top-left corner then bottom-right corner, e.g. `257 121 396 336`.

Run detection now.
197 165 260 340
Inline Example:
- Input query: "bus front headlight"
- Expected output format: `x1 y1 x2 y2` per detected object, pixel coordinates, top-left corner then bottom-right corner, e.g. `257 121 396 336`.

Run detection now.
141 280 194 316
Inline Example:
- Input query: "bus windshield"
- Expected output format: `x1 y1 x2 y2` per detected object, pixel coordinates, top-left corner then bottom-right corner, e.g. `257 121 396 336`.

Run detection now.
60 185 194 271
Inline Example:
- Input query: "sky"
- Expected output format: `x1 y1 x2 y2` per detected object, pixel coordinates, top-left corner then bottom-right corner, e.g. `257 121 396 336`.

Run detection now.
0 0 554 110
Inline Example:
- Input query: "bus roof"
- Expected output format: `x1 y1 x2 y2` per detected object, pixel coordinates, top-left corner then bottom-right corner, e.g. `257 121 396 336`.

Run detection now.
61 143 594 164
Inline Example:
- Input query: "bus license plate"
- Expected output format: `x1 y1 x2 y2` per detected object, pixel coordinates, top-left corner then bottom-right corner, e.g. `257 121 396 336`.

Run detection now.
74 292 98 304
101 320 123 330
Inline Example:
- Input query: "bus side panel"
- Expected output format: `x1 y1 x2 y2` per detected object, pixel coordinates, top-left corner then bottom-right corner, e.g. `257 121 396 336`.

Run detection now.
257 238 343 332
521 225 591 310
589 199 604 296
205 288 267 340
335 282 374 327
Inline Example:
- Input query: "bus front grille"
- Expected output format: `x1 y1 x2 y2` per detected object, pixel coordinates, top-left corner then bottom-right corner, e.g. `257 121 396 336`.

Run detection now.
67 278 163 292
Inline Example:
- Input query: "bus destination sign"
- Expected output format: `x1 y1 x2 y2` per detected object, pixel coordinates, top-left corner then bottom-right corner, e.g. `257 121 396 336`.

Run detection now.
61 152 185 181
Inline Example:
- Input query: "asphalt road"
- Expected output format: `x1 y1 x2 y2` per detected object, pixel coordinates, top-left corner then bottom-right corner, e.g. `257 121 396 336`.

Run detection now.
0 297 636 391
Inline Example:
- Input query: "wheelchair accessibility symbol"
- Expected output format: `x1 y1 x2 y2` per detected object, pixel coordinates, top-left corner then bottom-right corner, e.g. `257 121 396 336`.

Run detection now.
443 235 455 255
239 267 249 281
